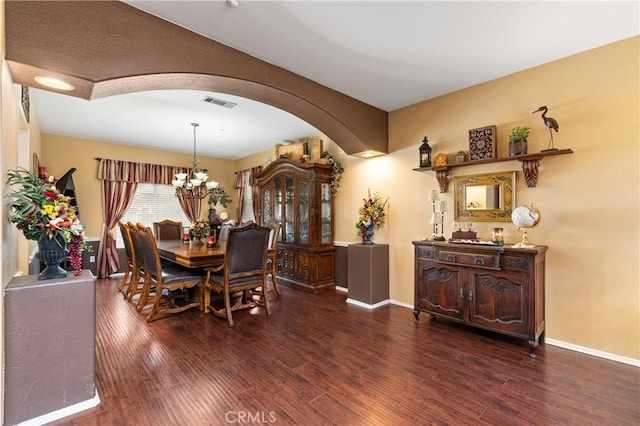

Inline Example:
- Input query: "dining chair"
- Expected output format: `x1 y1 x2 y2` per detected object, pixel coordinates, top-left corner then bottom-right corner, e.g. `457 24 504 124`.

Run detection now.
136 224 204 322
152 219 182 241
266 221 282 295
217 219 237 247
203 222 270 327
259 220 282 296
117 221 134 294
126 222 149 309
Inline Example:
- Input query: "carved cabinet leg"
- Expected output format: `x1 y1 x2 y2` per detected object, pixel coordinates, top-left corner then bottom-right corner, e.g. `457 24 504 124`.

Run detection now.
413 309 420 324
528 340 538 359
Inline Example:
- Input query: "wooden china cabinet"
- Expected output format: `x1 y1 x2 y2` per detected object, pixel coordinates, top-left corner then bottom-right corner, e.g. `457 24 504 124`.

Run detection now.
255 159 335 293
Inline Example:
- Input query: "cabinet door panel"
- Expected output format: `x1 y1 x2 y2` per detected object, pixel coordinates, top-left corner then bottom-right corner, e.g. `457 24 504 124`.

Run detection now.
298 180 310 244
320 182 332 244
416 261 464 320
284 175 294 242
262 184 272 224
468 270 527 335
274 177 282 224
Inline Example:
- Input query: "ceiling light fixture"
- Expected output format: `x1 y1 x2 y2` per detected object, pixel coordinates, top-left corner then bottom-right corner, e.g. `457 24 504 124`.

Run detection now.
34 76 74 91
226 0 240 8
356 150 385 159
172 123 219 199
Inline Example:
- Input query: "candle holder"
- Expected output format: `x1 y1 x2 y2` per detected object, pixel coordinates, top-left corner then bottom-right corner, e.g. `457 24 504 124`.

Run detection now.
434 200 447 241
427 190 439 240
491 227 504 246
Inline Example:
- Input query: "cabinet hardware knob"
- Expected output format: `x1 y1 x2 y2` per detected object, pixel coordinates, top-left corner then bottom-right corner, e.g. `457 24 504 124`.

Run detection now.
467 291 473 301
459 288 465 299
473 257 486 265
446 254 457 262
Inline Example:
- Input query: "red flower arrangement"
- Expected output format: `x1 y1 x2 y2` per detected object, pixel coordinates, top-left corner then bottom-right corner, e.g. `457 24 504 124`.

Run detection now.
5 168 89 274
355 189 389 234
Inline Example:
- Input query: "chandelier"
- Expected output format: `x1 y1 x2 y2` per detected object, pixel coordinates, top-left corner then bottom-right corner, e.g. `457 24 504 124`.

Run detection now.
172 122 219 199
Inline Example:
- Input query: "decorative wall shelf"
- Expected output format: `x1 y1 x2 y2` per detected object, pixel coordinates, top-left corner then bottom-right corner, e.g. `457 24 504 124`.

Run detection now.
413 148 573 192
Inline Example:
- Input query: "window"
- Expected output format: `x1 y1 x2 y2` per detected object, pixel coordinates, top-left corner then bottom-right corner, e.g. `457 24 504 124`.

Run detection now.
240 170 255 224
115 183 190 247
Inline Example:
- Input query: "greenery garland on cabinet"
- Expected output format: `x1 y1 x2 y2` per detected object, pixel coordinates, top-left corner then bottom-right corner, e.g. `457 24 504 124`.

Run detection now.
321 151 344 194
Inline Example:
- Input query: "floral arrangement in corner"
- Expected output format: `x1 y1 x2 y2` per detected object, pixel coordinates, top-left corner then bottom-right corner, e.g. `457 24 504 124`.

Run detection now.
189 219 210 240
355 189 389 235
5 167 89 274
321 151 344 194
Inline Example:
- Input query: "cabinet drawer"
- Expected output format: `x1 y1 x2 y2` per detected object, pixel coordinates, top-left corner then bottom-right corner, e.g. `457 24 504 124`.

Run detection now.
416 246 436 260
502 255 530 272
438 250 500 270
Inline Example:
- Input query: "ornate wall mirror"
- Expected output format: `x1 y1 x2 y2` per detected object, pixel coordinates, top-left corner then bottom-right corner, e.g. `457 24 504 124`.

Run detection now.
453 171 515 222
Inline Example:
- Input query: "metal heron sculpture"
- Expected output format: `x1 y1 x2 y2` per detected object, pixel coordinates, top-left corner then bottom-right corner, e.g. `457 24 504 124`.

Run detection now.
532 105 559 151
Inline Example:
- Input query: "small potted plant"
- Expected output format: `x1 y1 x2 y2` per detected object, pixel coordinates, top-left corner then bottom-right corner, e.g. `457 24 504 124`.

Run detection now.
508 126 531 156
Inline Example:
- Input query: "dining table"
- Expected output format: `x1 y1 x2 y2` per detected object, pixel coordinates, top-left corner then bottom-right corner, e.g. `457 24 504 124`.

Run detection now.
156 240 225 268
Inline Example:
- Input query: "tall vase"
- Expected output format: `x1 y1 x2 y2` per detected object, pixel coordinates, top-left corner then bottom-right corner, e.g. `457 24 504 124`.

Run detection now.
361 223 375 245
37 233 68 280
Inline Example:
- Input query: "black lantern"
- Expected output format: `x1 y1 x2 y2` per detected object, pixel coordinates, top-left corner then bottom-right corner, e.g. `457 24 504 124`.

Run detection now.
419 136 432 168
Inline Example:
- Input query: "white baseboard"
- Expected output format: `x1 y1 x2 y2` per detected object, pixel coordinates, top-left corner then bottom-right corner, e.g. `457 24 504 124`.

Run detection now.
346 298 390 310
389 299 414 310
545 338 640 367
385 300 639 367
18 390 101 426
335 285 348 293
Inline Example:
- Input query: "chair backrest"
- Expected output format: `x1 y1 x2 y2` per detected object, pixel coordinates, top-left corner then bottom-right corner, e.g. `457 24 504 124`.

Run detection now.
218 220 237 246
118 221 133 262
266 221 281 252
225 222 270 277
153 219 182 241
137 224 163 280
128 222 146 273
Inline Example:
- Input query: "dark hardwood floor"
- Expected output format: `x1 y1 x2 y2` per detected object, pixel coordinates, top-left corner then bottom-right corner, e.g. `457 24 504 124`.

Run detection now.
51 277 639 425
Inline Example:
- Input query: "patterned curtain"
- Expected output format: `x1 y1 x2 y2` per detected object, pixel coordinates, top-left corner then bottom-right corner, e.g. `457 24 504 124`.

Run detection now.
176 192 202 223
250 166 263 222
233 170 245 221
233 166 263 223
96 158 189 277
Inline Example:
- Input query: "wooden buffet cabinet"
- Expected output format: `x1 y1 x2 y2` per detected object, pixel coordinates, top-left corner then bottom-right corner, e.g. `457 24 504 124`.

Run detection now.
413 240 547 357
255 159 335 293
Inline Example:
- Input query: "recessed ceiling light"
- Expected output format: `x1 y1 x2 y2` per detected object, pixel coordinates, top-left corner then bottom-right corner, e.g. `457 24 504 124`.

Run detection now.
226 0 240 8
360 151 376 158
34 76 74 91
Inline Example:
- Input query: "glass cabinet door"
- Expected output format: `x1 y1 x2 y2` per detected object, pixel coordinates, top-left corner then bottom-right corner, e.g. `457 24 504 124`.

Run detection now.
262 184 272 224
284 175 294 243
298 180 310 244
273 177 282 225
320 182 332 244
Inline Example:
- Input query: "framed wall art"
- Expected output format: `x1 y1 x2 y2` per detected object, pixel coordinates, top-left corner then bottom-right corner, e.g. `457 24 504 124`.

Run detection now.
468 125 497 161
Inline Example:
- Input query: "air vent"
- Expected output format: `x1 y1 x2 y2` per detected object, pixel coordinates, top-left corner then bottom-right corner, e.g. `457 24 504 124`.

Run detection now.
202 96 237 109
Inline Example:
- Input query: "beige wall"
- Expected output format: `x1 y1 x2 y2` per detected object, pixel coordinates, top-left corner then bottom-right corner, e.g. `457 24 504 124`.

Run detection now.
377 36 638 360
